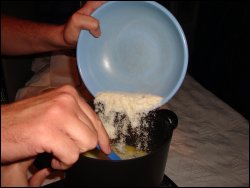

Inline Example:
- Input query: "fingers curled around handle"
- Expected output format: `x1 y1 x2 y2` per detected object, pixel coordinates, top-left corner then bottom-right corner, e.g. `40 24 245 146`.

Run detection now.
29 168 52 187
77 97 111 155
55 85 111 154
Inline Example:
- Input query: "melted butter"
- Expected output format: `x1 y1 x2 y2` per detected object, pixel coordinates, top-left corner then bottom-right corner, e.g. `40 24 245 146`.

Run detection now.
112 145 147 160
82 145 147 160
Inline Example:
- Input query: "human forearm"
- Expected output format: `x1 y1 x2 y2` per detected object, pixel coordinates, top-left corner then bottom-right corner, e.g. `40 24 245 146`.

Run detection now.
1 15 70 55
1 2 106 56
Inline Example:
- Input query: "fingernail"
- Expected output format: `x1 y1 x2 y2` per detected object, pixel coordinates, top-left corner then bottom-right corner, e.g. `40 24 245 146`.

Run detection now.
96 31 101 38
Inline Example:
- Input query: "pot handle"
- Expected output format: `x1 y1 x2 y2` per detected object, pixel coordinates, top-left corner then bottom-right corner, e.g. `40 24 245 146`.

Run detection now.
157 109 178 130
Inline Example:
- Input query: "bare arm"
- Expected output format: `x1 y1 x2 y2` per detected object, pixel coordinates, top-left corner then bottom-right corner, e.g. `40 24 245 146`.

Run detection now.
1 15 67 55
1 1 106 55
1 85 111 167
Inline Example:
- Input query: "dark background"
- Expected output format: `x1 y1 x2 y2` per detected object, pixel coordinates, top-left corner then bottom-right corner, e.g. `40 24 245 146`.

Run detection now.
1 1 249 120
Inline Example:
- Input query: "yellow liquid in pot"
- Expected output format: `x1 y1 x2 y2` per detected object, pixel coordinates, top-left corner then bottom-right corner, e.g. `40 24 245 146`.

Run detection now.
112 145 147 160
83 145 147 160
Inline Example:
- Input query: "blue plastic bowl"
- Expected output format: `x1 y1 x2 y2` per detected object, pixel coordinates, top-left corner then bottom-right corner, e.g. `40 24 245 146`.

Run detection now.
77 1 188 106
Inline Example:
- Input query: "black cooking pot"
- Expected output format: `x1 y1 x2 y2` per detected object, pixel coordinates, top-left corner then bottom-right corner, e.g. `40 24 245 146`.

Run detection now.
64 109 178 187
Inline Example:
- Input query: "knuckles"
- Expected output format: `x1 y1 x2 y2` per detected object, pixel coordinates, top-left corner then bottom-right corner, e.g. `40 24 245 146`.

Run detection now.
56 85 79 97
87 132 98 150
63 151 79 166
45 86 80 116
91 19 99 30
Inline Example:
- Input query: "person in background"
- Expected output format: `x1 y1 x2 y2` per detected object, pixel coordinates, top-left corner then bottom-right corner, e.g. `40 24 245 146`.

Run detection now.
1 1 110 187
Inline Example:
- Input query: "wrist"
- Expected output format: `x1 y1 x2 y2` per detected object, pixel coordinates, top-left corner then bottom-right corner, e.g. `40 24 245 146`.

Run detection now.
46 25 74 51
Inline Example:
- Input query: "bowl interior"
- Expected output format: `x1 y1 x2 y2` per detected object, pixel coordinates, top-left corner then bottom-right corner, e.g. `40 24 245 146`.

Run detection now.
77 1 188 105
